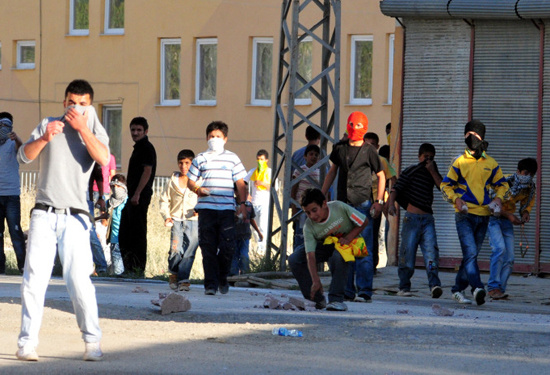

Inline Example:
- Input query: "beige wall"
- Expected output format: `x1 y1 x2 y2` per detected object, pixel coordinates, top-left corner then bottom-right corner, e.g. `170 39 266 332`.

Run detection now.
0 0 396 176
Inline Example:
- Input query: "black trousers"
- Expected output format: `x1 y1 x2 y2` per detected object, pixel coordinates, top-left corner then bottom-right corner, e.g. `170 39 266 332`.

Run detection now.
119 192 151 273
197 209 236 290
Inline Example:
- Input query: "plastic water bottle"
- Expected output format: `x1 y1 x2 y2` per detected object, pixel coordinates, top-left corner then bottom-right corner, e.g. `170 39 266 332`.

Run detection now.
272 327 303 337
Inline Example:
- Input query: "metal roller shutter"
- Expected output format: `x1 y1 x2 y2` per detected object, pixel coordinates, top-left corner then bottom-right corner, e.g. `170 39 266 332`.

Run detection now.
401 18 471 265
540 24 550 271
472 20 540 270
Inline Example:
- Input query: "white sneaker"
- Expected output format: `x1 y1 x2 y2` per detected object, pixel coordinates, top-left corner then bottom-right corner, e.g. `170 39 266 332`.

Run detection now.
453 291 472 304
473 287 486 306
83 342 103 361
326 301 348 311
397 290 412 297
15 345 39 361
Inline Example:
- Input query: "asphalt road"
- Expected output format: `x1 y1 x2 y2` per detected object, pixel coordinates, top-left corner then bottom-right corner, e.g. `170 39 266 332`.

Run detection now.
0 267 549 374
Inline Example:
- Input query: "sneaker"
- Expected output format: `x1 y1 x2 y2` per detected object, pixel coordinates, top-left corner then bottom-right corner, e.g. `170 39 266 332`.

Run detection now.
488 289 506 300
344 294 355 302
397 290 412 297
315 299 327 310
431 286 443 299
326 301 348 311
204 288 217 296
178 282 191 292
453 291 472 304
354 294 372 303
15 345 39 361
168 274 178 290
83 342 103 361
219 283 229 295
473 287 486 306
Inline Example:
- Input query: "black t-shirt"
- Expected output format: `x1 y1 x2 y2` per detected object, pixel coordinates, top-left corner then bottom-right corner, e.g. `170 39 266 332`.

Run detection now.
127 136 157 197
329 141 381 206
394 161 441 214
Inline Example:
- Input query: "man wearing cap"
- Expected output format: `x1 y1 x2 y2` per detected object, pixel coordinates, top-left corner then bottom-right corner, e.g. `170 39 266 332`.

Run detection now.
0 112 26 274
442 119 509 306
321 111 385 303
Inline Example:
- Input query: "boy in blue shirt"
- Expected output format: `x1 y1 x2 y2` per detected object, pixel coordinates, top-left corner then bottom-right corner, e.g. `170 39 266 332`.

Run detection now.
105 174 128 276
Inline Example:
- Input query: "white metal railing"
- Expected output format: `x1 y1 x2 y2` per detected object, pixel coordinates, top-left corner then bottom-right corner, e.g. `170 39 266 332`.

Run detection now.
20 171 171 195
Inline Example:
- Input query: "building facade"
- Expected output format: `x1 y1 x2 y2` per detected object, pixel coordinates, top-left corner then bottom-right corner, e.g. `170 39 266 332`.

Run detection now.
0 0 396 175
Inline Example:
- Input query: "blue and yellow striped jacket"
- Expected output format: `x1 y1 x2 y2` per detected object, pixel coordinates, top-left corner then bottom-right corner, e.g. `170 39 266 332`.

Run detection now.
441 150 509 216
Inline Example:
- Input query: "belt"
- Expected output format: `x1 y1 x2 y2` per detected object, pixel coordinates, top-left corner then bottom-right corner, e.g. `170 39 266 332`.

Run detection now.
33 203 94 223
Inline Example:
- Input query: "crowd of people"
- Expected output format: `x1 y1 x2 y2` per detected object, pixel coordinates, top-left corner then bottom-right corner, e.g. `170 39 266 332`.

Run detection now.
0 79 538 361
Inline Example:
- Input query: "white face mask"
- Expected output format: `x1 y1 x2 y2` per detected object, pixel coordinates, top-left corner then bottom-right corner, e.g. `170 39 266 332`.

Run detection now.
208 137 225 153
65 104 88 116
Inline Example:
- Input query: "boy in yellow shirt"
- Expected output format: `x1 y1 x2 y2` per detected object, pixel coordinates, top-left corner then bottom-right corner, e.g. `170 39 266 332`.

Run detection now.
442 120 509 306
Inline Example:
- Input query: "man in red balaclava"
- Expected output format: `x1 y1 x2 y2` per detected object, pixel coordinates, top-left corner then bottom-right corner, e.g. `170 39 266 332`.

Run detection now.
321 111 386 303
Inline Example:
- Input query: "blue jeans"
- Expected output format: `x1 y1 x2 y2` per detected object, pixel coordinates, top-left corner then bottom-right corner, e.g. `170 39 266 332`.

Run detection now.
398 212 441 291
230 238 250 275
488 216 515 292
110 243 124 275
345 200 374 298
167 220 199 283
451 212 488 294
88 200 107 272
197 209 236 290
0 195 26 272
292 214 306 253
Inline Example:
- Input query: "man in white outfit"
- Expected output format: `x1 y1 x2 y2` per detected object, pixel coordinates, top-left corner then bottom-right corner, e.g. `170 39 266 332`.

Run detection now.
16 79 110 362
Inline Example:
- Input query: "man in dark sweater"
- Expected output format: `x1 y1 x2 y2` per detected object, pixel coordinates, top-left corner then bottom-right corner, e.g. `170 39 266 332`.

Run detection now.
387 143 443 298
119 117 157 275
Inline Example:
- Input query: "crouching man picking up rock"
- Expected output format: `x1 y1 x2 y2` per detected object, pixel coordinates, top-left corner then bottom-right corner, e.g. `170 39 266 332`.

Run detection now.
289 188 369 311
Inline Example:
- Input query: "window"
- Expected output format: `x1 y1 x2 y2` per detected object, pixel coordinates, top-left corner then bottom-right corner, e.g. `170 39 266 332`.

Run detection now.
16 41 36 70
102 105 122 168
387 34 395 105
350 35 373 105
160 39 181 106
105 0 124 34
70 0 89 36
295 36 312 105
195 38 217 105
251 37 273 106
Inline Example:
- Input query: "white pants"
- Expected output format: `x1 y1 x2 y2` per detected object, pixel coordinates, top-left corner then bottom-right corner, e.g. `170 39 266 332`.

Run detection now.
18 209 102 349
378 214 388 268
253 202 269 253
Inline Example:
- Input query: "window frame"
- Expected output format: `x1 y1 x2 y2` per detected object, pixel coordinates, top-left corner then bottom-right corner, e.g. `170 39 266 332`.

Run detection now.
251 37 273 106
349 35 374 106
102 105 123 169
69 0 89 36
16 41 36 70
0 42 2 70
295 36 313 106
387 34 395 105
195 38 218 106
104 0 124 35
160 38 181 106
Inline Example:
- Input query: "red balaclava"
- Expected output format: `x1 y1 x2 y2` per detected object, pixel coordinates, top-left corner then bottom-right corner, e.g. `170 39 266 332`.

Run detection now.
346 111 369 142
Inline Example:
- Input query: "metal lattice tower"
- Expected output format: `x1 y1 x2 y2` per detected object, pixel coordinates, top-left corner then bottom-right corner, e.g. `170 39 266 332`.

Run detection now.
267 0 341 270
